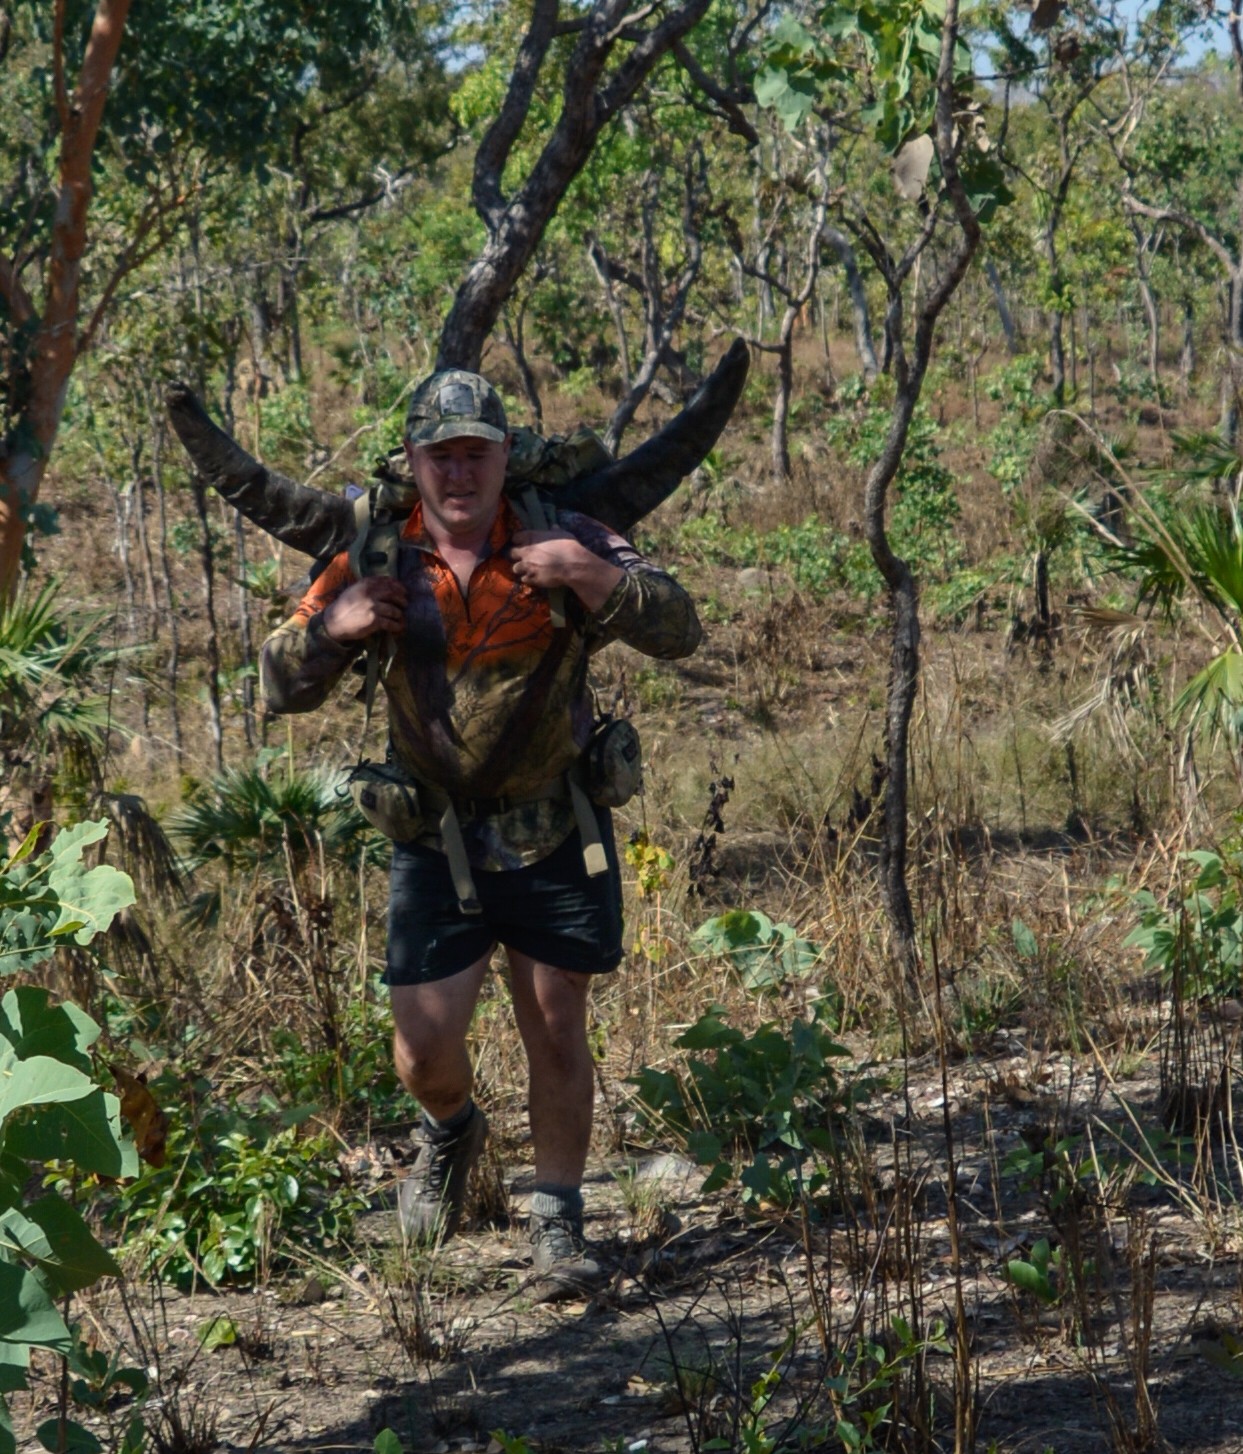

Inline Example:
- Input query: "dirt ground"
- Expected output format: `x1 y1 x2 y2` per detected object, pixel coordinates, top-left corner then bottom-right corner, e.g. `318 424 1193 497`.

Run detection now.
16 1027 1243 1454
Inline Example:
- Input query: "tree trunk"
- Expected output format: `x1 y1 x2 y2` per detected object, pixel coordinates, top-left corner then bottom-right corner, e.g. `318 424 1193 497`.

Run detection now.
152 432 184 765
984 258 1018 354
1180 297 1196 388
0 0 135 596
772 330 794 480
1050 308 1066 406
192 479 225 772
502 304 543 428
234 514 256 749
824 227 879 379
853 0 981 994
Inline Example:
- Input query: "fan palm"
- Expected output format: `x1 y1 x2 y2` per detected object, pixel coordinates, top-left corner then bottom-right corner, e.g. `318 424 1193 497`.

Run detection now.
1086 428 1243 744
169 763 377 878
0 580 117 761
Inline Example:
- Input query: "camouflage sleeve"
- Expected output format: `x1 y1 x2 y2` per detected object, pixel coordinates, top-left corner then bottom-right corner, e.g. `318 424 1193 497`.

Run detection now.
562 511 702 660
259 555 361 714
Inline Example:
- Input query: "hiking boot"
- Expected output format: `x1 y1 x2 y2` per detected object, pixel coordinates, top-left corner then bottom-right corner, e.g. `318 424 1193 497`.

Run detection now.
397 1106 488 1246
528 1212 605 1303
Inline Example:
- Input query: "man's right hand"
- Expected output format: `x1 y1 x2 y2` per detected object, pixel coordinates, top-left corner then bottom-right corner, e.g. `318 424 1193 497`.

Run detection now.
321 578 408 643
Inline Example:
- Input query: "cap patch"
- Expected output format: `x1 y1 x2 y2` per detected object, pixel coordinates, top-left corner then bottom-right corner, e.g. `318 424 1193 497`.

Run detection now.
438 383 475 417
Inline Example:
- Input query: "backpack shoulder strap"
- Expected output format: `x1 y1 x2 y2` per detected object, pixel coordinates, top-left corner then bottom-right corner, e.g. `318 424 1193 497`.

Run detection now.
511 485 566 629
346 488 401 731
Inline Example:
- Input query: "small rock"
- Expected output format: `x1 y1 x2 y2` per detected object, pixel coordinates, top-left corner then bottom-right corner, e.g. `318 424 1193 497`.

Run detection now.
634 1153 698 1186
293 1275 327 1305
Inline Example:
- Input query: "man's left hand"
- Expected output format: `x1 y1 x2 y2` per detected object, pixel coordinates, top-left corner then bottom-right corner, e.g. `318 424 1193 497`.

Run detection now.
511 530 623 612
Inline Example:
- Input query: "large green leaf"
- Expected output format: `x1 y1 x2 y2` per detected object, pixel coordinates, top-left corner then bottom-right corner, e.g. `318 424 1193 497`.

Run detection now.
0 1338 28 1390
0 1047 95 1122
6 1093 136 1178
0 1199 121 1293
0 1261 72 1350
36 1418 102 1454
45 824 135 946
0 989 98 1072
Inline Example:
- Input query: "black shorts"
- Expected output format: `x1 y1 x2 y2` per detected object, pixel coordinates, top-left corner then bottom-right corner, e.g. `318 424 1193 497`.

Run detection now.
384 810 624 986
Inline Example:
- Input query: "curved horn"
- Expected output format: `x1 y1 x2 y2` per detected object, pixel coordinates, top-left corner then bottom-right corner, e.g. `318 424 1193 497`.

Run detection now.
167 336 750 560
166 382 355 560
556 337 750 534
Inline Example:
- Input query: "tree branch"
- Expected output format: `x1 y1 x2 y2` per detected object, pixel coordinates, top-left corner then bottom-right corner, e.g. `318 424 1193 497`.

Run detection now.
1122 191 1237 277
672 38 759 145
472 0 561 230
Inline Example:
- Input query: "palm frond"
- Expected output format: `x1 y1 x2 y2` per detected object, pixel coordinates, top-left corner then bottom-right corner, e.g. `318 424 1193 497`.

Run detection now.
1165 430 1243 486
1173 650 1243 737
168 764 372 875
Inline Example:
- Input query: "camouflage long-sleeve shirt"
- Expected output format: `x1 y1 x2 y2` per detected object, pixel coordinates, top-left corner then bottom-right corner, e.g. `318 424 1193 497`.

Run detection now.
260 498 700 869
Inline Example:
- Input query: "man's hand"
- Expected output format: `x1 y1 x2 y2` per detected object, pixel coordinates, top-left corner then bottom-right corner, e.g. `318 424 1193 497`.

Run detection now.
321 578 408 643
511 530 623 612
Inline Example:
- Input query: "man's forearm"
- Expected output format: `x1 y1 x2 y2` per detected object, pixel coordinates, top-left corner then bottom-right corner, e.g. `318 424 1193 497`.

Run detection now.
594 567 702 659
260 614 360 713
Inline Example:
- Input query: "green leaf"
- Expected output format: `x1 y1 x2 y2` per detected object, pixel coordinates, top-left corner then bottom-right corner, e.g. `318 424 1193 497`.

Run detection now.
196 1316 237 1350
0 989 98 1071
0 1338 29 1391
0 1261 72 1350
0 1047 95 1122
1 824 45 872
754 64 817 132
46 847 135 946
1005 1257 1056 1303
0 1198 121 1293
36 1417 102 1454
6 1092 137 1178
685 1130 724 1165
374 1430 404 1454
1011 918 1039 960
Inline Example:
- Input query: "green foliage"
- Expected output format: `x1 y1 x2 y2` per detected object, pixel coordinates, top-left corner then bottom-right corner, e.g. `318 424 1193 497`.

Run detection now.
692 909 825 991
0 583 120 798
271 977 405 1123
1127 846 1243 1000
169 758 379 880
116 1090 362 1286
1 821 135 972
823 380 963 580
983 355 1046 493
0 825 136 1454
1099 450 1243 740
757 0 1010 219
629 1005 860 1208
1004 1236 1059 1305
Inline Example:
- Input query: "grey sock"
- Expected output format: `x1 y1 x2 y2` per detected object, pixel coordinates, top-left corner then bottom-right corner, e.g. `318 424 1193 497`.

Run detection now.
531 1184 583 1222
422 1100 474 1142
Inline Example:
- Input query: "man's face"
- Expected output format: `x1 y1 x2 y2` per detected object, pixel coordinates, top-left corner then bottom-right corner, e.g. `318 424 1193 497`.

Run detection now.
407 434 511 543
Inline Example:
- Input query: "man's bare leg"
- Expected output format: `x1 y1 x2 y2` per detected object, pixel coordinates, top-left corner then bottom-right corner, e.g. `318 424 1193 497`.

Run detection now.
506 949 603 1295
505 950 595 1185
390 952 491 1119
390 953 492 1242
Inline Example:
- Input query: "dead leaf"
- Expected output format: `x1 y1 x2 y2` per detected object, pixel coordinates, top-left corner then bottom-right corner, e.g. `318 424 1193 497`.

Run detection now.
109 1063 170 1168
892 135 935 202
1030 0 1063 30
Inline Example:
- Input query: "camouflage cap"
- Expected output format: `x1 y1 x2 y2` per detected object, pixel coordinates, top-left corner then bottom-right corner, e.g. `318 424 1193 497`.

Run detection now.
405 370 509 446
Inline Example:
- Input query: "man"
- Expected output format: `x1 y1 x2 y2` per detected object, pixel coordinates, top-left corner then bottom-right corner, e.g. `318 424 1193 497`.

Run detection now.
260 369 700 1299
